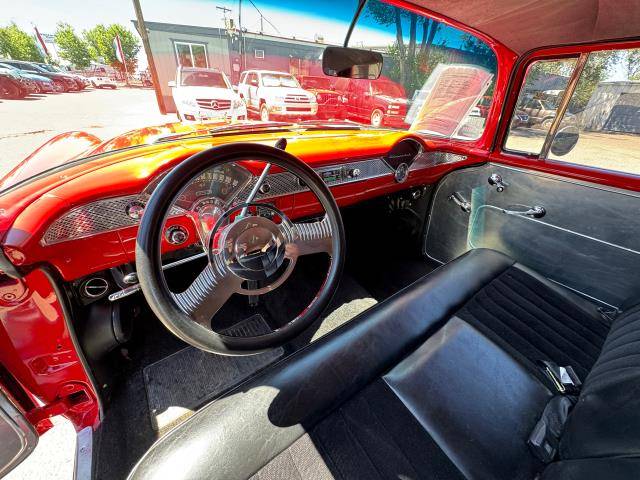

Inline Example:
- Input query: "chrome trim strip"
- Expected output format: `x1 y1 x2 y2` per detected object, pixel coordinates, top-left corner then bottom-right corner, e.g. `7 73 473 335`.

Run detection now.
73 426 93 480
43 157 393 245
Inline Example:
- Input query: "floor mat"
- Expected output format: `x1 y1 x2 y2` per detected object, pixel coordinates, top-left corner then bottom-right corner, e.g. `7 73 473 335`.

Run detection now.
143 314 283 435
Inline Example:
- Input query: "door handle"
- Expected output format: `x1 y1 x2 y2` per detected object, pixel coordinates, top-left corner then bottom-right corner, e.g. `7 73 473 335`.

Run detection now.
502 205 546 218
449 192 471 213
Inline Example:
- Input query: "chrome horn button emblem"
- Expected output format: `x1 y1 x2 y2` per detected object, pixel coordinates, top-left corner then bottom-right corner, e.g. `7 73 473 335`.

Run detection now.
219 215 288 281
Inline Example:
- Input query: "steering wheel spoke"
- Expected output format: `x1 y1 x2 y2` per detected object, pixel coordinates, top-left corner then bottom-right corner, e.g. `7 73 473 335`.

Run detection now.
172 261 241 328
286 215 333 258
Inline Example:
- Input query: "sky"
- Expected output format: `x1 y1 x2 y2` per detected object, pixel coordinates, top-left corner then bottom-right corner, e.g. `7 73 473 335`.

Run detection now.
5 0 478 71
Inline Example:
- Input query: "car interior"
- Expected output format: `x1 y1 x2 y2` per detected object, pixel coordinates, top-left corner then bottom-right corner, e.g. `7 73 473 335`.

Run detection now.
2 1 640 480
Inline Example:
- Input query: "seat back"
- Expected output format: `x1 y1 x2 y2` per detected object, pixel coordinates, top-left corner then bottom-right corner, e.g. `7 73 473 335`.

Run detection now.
560 306 640 459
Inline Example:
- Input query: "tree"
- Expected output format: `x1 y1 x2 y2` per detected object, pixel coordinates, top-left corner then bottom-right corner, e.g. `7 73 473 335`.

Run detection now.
54 23 91 68
83 24 140 73
0 23 44 62
619 48 640 80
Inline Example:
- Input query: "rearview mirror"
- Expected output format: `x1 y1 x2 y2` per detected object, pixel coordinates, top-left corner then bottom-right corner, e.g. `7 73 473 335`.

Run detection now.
322 46 383 79
550 125 580 157
168 80 176 88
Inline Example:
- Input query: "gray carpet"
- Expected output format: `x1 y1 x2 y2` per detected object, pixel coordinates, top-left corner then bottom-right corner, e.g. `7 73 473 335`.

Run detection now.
143 314 283 434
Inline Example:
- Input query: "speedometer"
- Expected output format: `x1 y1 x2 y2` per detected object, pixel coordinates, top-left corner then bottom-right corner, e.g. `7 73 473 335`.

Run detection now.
174 163 253 210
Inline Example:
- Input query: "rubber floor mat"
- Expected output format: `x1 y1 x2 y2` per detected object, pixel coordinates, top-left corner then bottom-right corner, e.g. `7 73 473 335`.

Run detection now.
143 314 283 435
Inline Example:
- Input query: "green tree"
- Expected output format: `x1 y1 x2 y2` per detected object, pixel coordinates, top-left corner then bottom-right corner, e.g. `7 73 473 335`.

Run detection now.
54 22 91 68
83 24 140 73
618 48 640 80
0 23 44 62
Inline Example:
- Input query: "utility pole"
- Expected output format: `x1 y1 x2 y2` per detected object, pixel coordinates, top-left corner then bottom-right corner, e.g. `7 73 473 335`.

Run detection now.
132 0 167 114
238 0 245 70
216 6 232 28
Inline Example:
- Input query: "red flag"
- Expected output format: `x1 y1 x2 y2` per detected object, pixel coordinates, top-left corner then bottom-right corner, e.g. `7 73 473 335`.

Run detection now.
34 26 49 57
113 35 125 64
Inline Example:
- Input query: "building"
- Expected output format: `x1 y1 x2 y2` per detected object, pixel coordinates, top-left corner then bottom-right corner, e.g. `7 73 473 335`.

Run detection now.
132 21 333 113
581 80 640 133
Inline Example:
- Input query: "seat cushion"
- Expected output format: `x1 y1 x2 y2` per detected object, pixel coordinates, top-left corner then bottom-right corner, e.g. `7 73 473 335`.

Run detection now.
250 379 465 480
457 264 609 380
127 248 638 480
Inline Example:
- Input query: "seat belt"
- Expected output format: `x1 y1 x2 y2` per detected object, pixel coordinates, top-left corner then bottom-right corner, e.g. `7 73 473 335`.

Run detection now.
528 395 574 463
539 360 582 395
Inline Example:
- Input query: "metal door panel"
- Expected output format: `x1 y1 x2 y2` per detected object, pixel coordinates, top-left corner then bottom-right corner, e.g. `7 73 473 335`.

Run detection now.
425 163 640 308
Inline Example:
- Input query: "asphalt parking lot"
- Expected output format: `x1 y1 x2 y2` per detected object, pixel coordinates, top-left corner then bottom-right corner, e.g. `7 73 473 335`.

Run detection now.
0 87 176 178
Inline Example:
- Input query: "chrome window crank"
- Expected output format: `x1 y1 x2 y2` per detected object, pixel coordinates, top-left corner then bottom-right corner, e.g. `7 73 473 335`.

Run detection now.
488 173 508 192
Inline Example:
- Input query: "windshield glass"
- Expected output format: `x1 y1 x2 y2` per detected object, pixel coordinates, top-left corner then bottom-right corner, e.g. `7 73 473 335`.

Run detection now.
0 0 496 191
180 70 228 88
299 76 333 89
261 73 299 88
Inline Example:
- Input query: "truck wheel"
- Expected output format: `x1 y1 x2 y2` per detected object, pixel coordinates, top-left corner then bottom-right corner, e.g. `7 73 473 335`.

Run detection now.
260 104 270 122
541 117 554 129
371 109 384 127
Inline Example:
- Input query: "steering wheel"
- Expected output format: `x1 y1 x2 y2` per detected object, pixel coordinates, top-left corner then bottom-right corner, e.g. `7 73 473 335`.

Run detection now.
135 143 345 355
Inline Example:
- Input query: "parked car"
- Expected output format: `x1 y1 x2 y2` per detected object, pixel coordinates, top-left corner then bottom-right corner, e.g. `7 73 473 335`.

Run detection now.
34 63 87 90
0 69 28 99
333 76 409 127
169 66 246 122
296 75 346 120
237 70 318 121
520 97 560 128
89 75 117 89
0 60 78 92
0 62 55 93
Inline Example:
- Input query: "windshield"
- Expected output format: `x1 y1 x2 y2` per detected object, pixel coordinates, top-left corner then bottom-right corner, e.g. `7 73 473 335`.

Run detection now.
261 73 299 88
0 0 496 192
299 76 333 89
180 70 229 88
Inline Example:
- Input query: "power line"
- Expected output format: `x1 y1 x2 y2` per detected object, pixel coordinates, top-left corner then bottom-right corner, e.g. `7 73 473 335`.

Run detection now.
246 0 280 34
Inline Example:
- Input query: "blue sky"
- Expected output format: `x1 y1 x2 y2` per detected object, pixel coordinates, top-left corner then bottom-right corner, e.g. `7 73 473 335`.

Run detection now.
5 0 480 70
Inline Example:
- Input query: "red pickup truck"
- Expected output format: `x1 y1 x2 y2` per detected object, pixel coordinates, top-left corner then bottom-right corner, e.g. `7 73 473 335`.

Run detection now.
333 76 409 128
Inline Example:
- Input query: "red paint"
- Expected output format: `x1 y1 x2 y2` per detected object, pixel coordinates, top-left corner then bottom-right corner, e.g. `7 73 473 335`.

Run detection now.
0 270 100 431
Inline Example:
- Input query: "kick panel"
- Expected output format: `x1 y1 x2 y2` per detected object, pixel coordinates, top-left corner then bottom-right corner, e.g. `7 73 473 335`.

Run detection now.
425 164 640 308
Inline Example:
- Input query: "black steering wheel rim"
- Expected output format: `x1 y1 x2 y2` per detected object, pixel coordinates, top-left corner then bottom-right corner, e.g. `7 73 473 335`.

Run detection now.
135 142 345 355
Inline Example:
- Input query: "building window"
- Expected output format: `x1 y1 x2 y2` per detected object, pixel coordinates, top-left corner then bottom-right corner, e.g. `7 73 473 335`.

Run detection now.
254 49 265 59
174 41 208 68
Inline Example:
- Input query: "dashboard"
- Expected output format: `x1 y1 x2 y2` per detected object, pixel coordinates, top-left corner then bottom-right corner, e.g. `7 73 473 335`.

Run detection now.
3 131 474 295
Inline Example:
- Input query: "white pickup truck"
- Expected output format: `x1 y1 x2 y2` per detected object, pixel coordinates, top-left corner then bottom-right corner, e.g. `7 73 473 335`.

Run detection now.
169 67 246 123
237 70 317 121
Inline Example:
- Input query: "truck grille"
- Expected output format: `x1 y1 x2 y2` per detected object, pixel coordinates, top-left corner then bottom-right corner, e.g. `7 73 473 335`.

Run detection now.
196 99 232 110
285 94 310 103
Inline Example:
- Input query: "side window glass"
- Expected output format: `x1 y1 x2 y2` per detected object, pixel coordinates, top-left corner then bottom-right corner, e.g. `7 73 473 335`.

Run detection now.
504 58 577 154
548 49 640 175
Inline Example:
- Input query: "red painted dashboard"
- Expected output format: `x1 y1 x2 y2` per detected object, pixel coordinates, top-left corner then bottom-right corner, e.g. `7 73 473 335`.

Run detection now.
0 129 480 282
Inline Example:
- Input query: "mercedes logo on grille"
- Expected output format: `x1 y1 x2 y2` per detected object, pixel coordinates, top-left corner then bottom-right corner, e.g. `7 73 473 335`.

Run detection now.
209 100 218 109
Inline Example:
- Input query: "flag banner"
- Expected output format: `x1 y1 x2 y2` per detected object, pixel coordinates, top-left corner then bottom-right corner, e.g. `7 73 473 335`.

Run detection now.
113 35 125 63
33 26 49 56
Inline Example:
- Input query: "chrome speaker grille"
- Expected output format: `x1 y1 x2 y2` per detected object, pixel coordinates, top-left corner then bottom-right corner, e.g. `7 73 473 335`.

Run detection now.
42 195 183 245
410 151 467 170
43 195 144 245
43 158 392 245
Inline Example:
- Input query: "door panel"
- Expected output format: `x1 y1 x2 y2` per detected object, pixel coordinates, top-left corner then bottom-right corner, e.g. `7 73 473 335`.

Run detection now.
425 163 640 308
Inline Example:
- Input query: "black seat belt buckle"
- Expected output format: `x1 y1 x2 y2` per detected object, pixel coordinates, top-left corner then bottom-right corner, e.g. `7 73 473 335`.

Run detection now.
540 361 582 394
